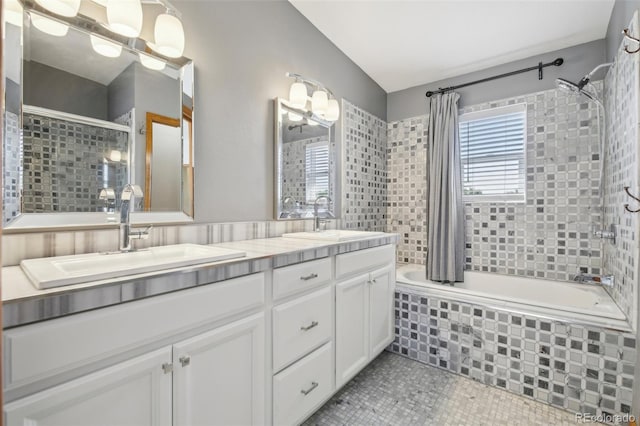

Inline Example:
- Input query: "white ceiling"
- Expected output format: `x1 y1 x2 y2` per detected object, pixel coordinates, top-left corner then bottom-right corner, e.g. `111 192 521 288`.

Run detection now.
289 0 616 93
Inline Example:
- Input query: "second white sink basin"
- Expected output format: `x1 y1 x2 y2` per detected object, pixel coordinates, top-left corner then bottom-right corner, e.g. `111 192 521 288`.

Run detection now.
21 244 247 290
282 230 385 242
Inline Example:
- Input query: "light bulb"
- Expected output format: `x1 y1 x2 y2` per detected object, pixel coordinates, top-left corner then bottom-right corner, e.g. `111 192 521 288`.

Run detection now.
289 82 307 109
311 90 328 115
34 0 80 17
149 13 185 58
109 150 122 162
139 53 166 71
325 99 340 121
31 14 69 36
288 112 303 122
90 34 122 58
106 0 142 38
4 0 24 28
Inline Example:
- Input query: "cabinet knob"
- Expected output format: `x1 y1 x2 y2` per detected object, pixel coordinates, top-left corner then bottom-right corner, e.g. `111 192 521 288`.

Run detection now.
300 381 319 396
179 355 191 367
300 273 319 281
300 321 319 331
161 363 173 374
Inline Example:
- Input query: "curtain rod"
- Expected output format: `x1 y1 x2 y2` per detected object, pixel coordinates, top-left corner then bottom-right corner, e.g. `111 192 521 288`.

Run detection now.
425 58 564 97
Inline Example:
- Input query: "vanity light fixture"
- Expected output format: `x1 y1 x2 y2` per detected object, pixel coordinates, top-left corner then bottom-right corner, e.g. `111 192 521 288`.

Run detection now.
31 13 69 36
286 72 339 122
149 11 185 58
4 0 24 27
106 0 143 38
139 52 166 71
109 150 122 162
90 34 122 58
34 0 80 17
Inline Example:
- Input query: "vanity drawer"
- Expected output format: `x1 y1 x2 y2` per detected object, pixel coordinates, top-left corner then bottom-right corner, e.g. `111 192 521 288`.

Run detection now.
273 257 331 300
273 286 332 372
335 245 395 280
273 342 333 426
4 273 265 391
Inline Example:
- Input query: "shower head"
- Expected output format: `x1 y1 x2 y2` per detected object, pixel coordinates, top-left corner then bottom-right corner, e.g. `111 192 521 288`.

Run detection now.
556 78 580 93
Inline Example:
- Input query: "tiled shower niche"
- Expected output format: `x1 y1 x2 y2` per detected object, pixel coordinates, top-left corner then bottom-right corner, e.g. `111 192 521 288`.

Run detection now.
20 113 129 214
389 286 636 421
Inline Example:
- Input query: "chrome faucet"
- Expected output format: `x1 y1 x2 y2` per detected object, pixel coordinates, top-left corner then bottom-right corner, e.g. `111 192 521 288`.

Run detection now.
573 273 614 288
313 196 333 232
119 184 151 252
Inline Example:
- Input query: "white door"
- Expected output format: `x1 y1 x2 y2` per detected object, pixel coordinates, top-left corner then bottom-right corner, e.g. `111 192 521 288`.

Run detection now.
335 273 370 388
369 264 395 356
4 347 173 426
173 313 265 426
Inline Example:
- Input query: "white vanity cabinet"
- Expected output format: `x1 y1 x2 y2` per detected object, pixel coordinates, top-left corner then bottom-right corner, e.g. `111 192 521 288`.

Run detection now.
335 246 395 388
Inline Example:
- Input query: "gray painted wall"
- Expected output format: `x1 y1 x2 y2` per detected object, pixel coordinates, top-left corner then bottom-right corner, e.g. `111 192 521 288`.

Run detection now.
606 0 640 61
24 61 109 120
174 0 387 222
387 40 606 121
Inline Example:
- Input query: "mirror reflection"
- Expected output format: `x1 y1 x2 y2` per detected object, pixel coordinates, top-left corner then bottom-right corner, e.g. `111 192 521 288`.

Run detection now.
2 6 194 228
275 99 336 220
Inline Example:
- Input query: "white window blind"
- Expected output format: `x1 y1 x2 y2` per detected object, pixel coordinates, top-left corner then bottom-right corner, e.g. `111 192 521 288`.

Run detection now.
459 104 526 202
305 141 329 203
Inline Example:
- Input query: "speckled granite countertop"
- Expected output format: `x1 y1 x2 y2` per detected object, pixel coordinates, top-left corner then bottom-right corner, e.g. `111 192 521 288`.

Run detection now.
2 234 398 328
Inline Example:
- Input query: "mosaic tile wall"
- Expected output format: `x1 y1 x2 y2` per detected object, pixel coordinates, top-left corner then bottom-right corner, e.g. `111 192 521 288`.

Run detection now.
386 116 429 264
3 111 21 225
386 86 603 282
281 135 332 209
21 113 129 213
602 12 640 331
342 99 387 231
390 285 637 421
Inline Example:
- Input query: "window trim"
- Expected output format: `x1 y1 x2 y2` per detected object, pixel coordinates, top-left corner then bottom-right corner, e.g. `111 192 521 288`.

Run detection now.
459 103 527 203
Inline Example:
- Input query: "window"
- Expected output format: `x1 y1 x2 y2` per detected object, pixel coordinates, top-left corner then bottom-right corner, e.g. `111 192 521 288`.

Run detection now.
305 141 330 203
459 104 526 202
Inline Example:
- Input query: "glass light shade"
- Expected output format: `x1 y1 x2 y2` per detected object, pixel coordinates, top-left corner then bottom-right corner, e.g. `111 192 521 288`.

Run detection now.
288 112 303 122
32 14 69 36
4 0 24 27
139 53 166 71
34 0 80 17
91 0 108 6
150 13 185 58
311 90 328 115
288 82 307 109
325 99 340 121
109 150 122 162
90 34 122 58
106 0 142 38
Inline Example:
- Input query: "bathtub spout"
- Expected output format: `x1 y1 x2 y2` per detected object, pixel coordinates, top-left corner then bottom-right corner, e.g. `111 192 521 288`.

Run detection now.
573 273 614 288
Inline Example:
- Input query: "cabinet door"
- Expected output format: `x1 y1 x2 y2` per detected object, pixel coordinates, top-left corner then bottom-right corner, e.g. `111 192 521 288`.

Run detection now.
369 264 395 356
335 273 370 388
4 347 172 426
173 313 265 426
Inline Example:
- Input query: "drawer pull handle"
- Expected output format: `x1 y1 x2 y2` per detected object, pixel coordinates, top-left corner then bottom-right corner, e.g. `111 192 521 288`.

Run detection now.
301 381 319 396
300 321 319 331
179 355 191 367
300 273 319 281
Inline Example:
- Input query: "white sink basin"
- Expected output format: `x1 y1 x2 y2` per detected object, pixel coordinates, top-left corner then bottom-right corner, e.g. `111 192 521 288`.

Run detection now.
21 244 247 290
281 230 385 242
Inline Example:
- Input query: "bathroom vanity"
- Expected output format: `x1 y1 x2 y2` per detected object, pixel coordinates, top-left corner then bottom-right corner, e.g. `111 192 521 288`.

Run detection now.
2 234 397 426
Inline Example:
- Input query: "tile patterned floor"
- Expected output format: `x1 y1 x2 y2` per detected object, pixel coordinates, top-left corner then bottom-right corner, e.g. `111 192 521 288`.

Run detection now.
304 351 581 426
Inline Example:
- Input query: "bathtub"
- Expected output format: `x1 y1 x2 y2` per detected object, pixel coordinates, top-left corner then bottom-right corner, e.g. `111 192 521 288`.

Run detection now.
396 264 631 331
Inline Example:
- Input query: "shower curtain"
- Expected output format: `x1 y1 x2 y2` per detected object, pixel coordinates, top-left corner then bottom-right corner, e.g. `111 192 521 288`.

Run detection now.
426 92 465 282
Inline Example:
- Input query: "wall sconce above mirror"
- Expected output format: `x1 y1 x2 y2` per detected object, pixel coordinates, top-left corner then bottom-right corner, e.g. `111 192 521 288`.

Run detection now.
286 72 340 122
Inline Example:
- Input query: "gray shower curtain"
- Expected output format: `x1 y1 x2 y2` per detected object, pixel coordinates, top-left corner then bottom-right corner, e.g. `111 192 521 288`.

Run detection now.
426 92 464 282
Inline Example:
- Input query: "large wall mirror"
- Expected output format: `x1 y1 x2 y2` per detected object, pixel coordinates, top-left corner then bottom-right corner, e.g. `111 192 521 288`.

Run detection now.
274 98 336 220
2 1 195 230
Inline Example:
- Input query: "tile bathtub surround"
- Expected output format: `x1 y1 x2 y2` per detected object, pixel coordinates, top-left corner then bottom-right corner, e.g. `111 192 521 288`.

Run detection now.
3 111 21 225
389 286 637 422
386 85 603 282
1 219 342 267
342 99 388 232
602 12 640 331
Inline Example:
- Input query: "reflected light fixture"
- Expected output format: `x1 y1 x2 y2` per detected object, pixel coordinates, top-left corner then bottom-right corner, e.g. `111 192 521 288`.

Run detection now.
139 53 166 71
4 0 24 27
31 14 69 36
90 34 122 57
106 0 142 38
286 73 340 122
109 150 122 162
34 0 80 17
149 12 185 58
